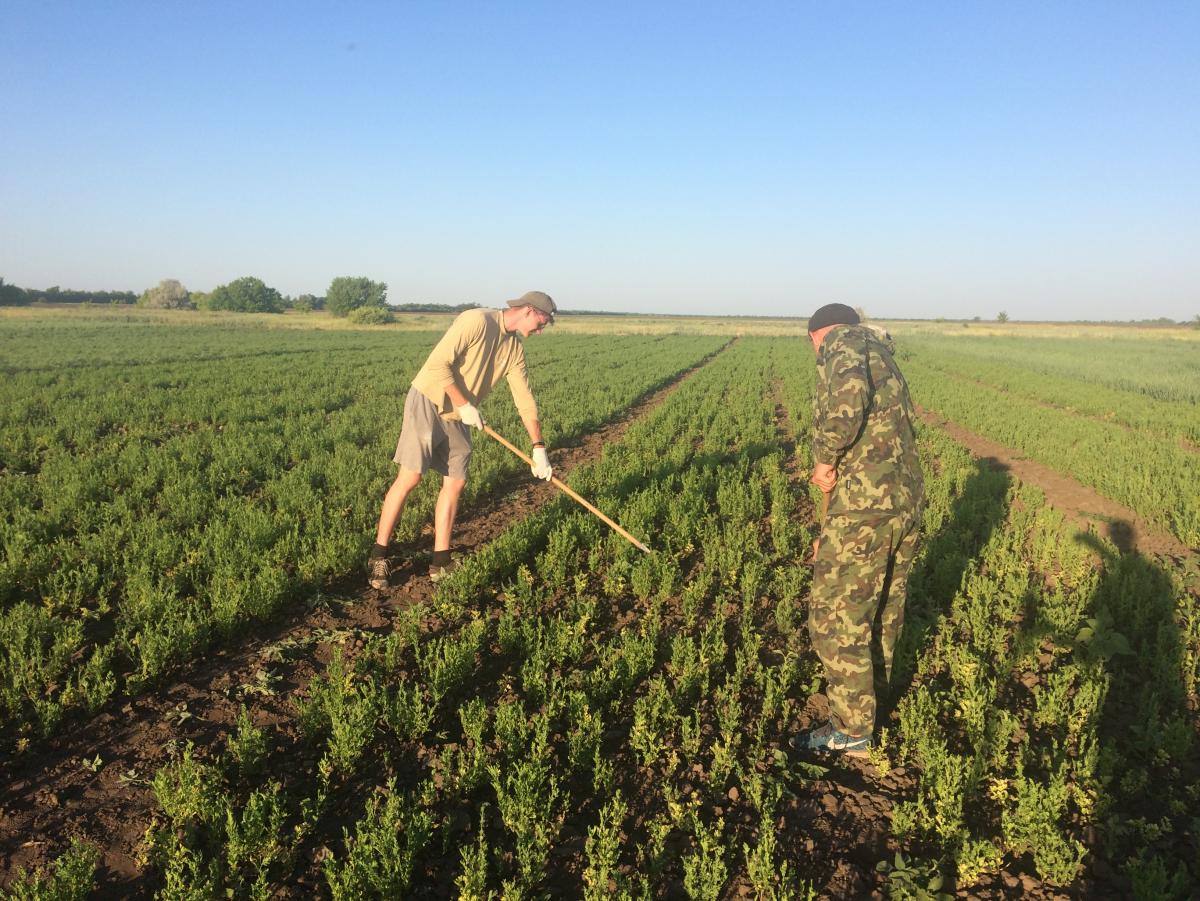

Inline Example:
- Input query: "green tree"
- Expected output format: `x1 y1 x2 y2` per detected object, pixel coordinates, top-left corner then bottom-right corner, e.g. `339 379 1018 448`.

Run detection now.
0 278 29 306
996 311 1009 323
138 279 193 309
326 277 387 317
200 276 283 313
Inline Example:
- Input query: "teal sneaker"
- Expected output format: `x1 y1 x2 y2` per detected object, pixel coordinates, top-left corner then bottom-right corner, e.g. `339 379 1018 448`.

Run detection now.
790 721 872 758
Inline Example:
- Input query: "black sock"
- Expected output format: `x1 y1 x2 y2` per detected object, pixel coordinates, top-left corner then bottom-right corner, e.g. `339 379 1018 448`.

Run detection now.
431 549 452 567
369 542 389 560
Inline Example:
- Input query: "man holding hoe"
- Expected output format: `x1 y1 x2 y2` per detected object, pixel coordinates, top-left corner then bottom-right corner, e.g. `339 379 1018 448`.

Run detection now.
794 303 924 757
367 291 557 589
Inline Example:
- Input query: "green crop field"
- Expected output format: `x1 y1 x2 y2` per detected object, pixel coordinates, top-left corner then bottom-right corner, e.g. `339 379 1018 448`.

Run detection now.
1 308 1197 899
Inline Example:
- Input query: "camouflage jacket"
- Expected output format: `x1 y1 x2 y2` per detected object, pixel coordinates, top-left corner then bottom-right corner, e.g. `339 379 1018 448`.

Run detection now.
812 324 924 517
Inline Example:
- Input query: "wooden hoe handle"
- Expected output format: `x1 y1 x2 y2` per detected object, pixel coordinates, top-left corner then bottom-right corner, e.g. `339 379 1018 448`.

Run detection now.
483 425 652 554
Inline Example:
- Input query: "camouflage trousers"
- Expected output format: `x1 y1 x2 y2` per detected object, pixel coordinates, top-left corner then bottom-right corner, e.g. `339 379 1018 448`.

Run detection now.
809 512 920 737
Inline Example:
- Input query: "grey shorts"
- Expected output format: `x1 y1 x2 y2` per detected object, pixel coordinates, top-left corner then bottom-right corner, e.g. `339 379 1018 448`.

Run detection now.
393 388 473 479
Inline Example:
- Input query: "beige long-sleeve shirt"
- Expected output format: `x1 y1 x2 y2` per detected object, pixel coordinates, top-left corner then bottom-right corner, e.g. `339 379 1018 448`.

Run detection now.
410 308 539 422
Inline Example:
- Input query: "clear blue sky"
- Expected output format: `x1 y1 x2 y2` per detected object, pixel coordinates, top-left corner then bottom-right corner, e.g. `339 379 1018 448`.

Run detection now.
2 1 1197 320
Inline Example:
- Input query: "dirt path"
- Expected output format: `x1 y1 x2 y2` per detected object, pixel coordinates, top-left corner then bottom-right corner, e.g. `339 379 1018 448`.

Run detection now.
917 404 1195 563
769 379 804 487
0 343 732 893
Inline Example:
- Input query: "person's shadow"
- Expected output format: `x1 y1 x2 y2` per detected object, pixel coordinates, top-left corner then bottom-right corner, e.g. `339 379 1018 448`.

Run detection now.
1070 529 1198 895
887 455 1013 703
877 450 1197 895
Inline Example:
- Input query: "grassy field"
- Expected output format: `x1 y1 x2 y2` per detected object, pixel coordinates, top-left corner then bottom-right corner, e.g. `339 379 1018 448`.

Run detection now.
7 302 1198 339
1 308 1197 899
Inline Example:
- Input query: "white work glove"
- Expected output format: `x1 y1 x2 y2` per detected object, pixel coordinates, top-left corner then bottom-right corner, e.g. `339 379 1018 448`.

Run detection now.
457 403 484 430
530 446 552 481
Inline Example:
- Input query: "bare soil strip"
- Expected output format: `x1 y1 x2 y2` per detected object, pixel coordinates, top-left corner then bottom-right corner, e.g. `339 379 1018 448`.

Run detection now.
769 379 804 487
0 342 733 892
917 404 1195 563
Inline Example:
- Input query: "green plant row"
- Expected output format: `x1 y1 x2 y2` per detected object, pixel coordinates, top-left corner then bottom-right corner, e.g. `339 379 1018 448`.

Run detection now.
905 339 1200 445
0 318 383 373
0 322 725 743
887 423 1200 896
901 354 1200 548
902 333 1200 405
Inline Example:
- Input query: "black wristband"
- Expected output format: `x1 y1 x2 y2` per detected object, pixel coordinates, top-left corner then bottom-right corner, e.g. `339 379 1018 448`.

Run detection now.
532 442 546 449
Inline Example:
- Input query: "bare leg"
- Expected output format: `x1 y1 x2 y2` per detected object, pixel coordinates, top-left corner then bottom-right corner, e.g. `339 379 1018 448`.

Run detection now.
434 476 467 552
375 468 423 546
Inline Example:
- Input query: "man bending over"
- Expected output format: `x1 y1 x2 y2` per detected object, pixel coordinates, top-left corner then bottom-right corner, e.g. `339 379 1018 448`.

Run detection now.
368 291 557 589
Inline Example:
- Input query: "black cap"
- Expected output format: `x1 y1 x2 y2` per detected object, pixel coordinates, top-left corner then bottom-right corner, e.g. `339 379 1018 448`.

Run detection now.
807 303 860 334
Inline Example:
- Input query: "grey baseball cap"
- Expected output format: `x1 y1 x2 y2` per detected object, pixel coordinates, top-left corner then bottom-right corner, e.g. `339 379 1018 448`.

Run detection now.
506 290 557 323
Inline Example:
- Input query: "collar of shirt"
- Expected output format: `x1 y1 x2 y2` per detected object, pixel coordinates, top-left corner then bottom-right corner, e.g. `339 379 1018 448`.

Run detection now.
497 308 517 336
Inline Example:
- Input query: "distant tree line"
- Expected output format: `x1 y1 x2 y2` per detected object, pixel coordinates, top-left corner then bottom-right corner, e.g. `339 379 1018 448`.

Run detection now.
12 274 1194 328
0 279 137 306
0 276 361 316
391 302 481 313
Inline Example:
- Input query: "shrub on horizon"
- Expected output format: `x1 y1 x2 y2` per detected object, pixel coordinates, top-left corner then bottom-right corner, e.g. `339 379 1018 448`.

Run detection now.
348 304 395 325
138 279 193 310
